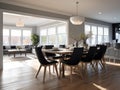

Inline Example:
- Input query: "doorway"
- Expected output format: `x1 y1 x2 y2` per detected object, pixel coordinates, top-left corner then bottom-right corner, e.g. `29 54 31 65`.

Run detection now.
2 11 68 68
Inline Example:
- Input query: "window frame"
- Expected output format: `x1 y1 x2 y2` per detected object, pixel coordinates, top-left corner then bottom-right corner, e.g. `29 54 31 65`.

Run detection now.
84 22 110 45
3 26 32 46
39 23 68 46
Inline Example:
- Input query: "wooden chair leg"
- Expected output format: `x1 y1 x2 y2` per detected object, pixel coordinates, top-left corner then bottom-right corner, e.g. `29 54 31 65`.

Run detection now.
81 63 86 74
43 66 47 83
49 66 51 74
100 60 106 69
53 65 55 73
95 61 98 69
59 60 62 78
90 62 96 72
85 63 87 71
98 60 104 69
35 65 42 78
61 63 65 77
54 64 59 78
70 66 72 82
81 62 84 71
102 58 106 67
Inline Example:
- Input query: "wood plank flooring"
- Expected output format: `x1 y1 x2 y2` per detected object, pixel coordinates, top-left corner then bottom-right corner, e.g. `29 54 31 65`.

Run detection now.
1 55 120 90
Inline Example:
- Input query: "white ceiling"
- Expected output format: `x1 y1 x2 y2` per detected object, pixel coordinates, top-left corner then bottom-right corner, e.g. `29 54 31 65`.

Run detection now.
3 12 59 26
1 0 120 23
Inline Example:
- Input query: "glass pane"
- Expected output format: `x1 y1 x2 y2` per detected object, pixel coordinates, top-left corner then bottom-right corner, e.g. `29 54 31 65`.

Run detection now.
104 36 109 42
58 34 66 44
23 30 31 36
48 35 56 44
23 30 31 45
98 35 103 44
3 29 9 45
85 25 90 34
91 35 97 45
39 24 67 46
11 29 21 45
41 36 47 44
104 27 109 35
116 33 119 39
48 27 56 35
40 29 47 36
116 33 120 43
98 27 103 35
57 25 66 34
91 26 97 35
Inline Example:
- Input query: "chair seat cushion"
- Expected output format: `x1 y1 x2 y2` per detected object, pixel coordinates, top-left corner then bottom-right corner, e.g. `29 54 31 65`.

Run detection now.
81 57 91 62
93 56 101 60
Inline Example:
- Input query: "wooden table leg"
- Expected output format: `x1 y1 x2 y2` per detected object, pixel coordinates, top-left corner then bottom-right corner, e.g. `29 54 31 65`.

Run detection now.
14 53 15 57
25 52 26 56
62 63 65 77
60 55 65 78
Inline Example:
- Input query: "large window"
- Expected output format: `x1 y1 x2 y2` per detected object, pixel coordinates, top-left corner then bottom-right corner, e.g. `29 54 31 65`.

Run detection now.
57 25 67 44
40 29 47 44
11 29 21 45
85 23 109 45
91 26 97 45
40 23 67 46
48 27 56 44
23 30 32 45
3 29 9 45
3 27 32 46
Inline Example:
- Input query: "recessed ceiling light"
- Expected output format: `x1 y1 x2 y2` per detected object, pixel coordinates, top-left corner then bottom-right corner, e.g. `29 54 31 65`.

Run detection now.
98 12 102 15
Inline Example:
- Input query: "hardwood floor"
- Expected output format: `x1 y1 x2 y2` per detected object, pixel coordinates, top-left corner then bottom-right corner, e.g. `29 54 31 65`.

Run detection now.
1 55 120 90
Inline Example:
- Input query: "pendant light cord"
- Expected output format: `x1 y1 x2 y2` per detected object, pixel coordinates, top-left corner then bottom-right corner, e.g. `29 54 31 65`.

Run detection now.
76 1 79 16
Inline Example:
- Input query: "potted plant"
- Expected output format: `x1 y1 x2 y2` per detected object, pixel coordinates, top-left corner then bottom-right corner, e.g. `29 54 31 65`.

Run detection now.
31 34 39 47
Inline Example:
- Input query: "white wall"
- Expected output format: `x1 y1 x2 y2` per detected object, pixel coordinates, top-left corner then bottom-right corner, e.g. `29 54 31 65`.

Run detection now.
32 26 37 34
68 21 84 45
0 9 3 70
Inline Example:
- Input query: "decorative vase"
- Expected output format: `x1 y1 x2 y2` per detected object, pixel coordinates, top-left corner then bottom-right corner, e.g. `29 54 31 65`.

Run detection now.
75 41 79 47
83 40 88 49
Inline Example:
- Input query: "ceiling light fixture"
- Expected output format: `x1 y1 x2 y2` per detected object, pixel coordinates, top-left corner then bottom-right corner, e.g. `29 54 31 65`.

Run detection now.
70 1 84 25
16 19 24 27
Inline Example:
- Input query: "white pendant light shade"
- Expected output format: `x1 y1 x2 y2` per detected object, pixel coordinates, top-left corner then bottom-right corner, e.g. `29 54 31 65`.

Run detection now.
70 16 84 25
70 1 84 25
16 19 24 27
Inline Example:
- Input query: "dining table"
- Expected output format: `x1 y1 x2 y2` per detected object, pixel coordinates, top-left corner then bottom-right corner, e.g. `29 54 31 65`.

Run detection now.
42 48 73 77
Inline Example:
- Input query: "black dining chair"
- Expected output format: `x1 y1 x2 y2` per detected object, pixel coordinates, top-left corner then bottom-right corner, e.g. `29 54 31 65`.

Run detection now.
81 46 97 72
93 45 107 69
59 45 66 48
35 46 58 83
61 48 83 82
44 45 62 59
44 45 63 73
44 45 55 57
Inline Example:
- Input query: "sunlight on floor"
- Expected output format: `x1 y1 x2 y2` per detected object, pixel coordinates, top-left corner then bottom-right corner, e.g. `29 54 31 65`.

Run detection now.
3 61 24 70
106 62 120 66
93 83 107 90
24 59 39 70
